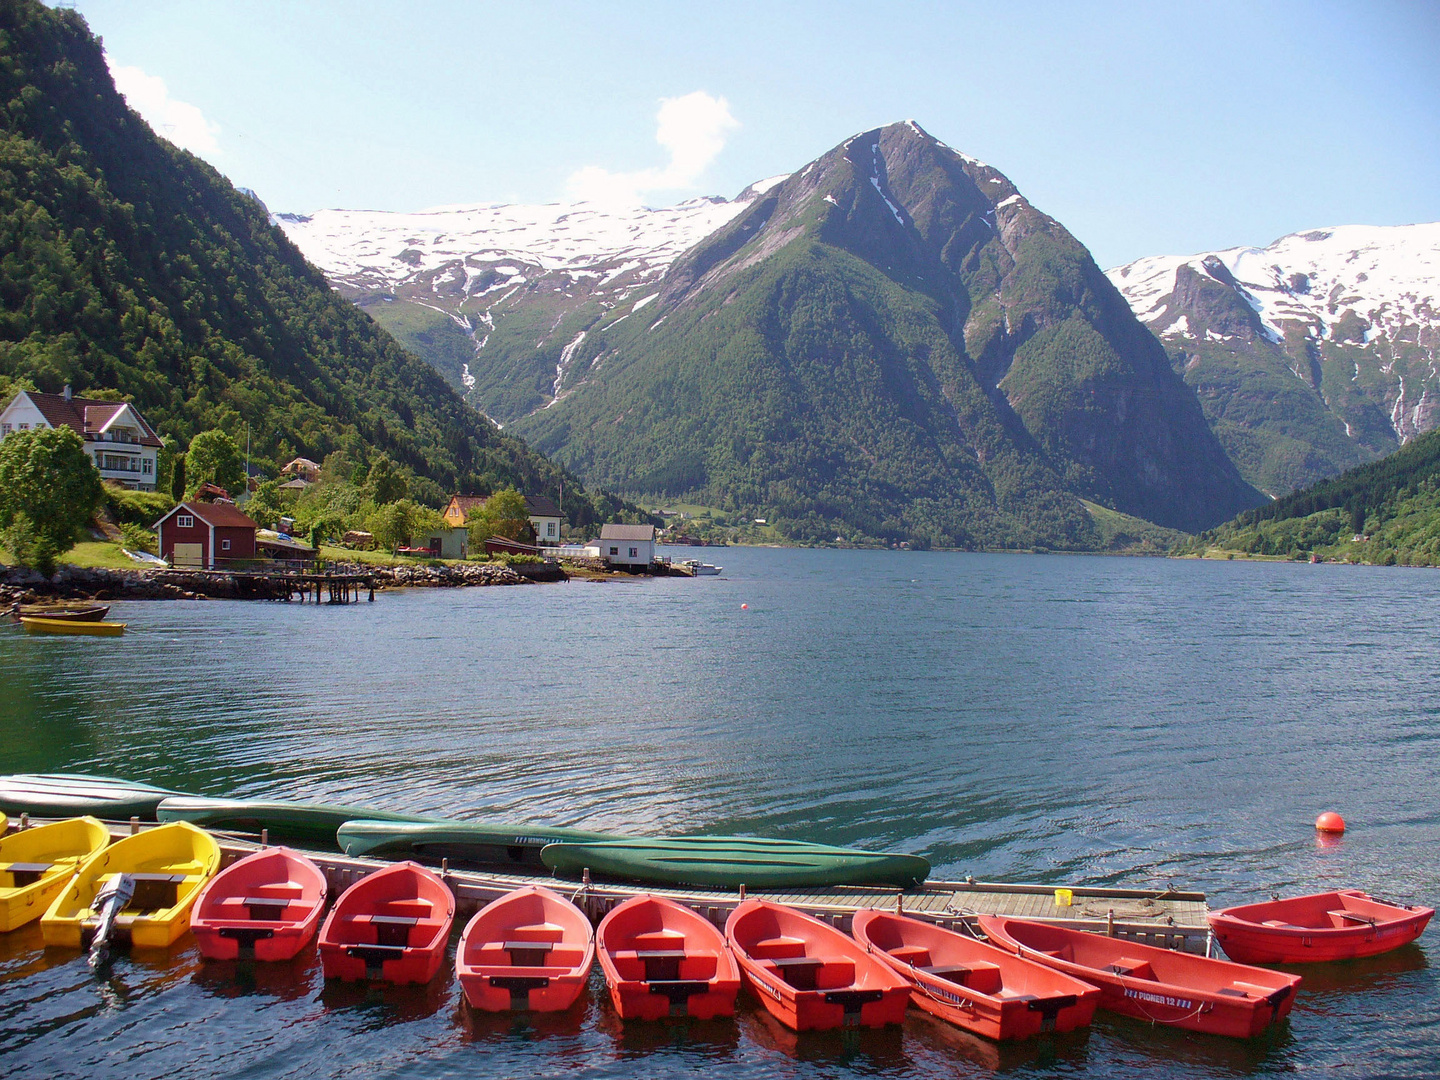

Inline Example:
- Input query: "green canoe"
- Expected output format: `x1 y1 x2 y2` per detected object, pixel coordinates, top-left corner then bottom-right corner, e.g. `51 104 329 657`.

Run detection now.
0 773 181 821
156 796 437 845
337 818 623 869
539 836 931 889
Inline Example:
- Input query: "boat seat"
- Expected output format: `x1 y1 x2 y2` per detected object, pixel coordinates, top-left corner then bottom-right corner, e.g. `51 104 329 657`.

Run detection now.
1328 910 1376 926
221 896 298 920
634 949 687 982
2 862 54 887
1261 920 1302 929
507 922 566 943
921 960 1002 994
631 930 687 949
124 873 188 911
1106 959 1156 980
750 936 807 960
505 940 555 966
1038 946 1074 962
888 945 932 966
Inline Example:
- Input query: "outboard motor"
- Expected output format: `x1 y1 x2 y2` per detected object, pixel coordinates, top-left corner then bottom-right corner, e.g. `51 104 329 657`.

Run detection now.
88 873 136 969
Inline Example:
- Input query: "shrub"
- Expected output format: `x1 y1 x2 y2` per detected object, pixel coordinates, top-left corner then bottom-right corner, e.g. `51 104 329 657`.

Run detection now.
119 522 157 553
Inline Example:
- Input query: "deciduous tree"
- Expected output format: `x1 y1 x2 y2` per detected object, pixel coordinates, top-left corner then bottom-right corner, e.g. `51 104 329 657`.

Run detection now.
0 426 103 574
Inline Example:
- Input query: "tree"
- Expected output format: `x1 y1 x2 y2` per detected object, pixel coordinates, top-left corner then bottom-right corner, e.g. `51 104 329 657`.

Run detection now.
363 454 408 505
170 452 186 501
466 487 535 548
0 426 103 574
185 430 244 497
367 499 420 553
244 479 287 529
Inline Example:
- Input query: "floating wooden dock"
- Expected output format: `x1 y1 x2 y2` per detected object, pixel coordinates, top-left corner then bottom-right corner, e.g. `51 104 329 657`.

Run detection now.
79 821 1211 954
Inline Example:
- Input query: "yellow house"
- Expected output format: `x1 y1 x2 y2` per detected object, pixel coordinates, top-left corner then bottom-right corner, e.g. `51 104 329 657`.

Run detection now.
442 494 486 528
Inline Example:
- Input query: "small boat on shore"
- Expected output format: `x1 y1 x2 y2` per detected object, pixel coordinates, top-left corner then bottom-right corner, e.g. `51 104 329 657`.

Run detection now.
319 861 453 984
0 773 180 821
598 895 740 1020
337 818 619 869
681 560 722 576
10 604 110 622
542 836 930 890
1208 890 1434 964
21 616 126 636
726 899 911 1031
978 915 1302 1039
853 909 1099 1041
0 816 110 932
191 846 328 961
40 821 219 949
159 797 435 845
456 884 594 1011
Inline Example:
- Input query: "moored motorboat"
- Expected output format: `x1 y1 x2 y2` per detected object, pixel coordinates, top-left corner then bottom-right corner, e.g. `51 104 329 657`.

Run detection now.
597 895 740 1020
21 616 126 636
40 821 219 949
1208 890 1433 964
0 773 180 820
318 861 453 984
726 899 911 1031
978 915 1302 1039
852 909 1099 1040
456 884 594 1011
0 816 110 932
159 797 436 845
338 818 619 869
542 835 930 889
191 846 328 961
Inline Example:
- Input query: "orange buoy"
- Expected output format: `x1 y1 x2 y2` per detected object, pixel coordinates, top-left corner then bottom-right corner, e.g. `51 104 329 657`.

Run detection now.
1315 811 1346 834
740 603 749 610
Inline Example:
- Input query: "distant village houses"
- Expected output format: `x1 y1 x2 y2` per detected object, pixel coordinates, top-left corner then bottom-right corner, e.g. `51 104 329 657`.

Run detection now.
281 457 322 483
599 523 655 566
524 494 562 544
0 386 162 491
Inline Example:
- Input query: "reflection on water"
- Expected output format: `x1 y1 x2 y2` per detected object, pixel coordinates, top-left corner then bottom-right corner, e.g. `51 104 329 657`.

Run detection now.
1 549 1438 1077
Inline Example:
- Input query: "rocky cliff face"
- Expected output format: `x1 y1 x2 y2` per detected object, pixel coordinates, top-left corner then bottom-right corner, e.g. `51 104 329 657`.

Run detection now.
1108 223 1440 495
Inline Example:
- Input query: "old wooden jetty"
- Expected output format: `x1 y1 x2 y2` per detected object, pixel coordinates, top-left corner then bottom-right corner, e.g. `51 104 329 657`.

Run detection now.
77 819 1211 954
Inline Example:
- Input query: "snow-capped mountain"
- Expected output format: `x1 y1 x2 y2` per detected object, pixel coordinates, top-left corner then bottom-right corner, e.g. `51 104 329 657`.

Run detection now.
275 179 786 417
1107 223 1440 494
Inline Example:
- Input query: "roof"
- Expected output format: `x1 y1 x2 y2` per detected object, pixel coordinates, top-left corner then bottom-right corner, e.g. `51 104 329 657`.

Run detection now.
16 391 163 447
447 494 487 515
524 494 562 518
282 457 321 471
155 501 258 530
278 478 311 490
599 523 656 542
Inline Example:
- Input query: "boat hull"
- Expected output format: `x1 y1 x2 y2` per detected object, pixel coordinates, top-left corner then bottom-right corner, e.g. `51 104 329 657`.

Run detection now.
598 895 740 1020
0 773 179 820
318 861 453 984
726 900 910 1032
853 909 1099 1041
158 797 434 845
1208 890 1434 964
0 816 110 932
338 819 619 870
542 836 930 889
978 916 1301 1039
12 605 110 622
456 885 594 1012
191 847 328 961
21 616 125 636
40 821 219 949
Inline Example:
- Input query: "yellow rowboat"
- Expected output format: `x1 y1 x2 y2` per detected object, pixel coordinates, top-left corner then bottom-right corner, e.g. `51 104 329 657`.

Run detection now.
0 816 110 932
20 617 126 637
41 821 219 949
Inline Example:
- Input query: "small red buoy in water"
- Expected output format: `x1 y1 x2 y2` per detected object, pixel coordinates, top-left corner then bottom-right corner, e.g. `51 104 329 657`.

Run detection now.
740 603 749 610
1315 811 1346 834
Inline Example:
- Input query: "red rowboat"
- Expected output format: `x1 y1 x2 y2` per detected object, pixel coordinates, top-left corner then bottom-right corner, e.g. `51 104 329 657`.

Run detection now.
852 909 1100 1041
318 861 453 984
597 895 740 1020
725 899 910 1031
978 916 1301 1039
1208 890 1433 964
456 884 594 1011
191 847 327 961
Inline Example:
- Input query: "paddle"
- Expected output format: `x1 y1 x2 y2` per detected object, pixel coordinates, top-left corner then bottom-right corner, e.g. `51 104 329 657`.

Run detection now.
88 873 135 969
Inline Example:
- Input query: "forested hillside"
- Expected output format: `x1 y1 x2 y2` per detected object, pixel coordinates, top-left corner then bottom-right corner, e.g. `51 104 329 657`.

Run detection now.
1186 428 1440 565
0 0 622 521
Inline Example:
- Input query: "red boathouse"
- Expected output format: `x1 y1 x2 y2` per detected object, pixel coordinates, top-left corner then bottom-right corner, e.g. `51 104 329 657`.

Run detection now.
154 501 258 568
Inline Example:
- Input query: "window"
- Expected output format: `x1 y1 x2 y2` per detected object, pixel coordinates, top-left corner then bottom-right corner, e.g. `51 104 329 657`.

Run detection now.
142 459 153 474
221 539 231 551
609 546 619 556
547 522 556 536
0 423 9 436
177 515 194 529
17 423 28 430
629 547 638 558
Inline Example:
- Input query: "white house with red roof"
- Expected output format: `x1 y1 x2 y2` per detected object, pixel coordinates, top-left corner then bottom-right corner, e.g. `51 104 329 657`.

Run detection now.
0 386 163 491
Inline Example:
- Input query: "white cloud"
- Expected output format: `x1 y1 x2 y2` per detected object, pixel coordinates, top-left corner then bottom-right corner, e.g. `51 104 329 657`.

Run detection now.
107 59 221 159
567 91 739 205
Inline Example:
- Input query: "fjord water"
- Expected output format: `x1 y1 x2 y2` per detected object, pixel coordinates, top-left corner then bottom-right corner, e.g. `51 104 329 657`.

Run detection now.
1 548 1437 1078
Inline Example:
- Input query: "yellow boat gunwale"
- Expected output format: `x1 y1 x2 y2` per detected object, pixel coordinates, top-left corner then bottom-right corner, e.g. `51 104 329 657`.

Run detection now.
19 616 127 636
0 815 111 933
40 821 219 949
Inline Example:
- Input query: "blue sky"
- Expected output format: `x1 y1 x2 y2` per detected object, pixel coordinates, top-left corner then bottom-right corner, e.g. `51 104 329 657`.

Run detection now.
72 0 1438 267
